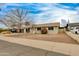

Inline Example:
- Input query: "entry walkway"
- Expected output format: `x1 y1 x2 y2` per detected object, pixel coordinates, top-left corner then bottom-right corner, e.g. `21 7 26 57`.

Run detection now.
65 31 79 43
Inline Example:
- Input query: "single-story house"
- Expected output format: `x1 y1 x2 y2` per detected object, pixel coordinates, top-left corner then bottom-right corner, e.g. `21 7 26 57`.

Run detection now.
68 23 79 30
10 22 65 34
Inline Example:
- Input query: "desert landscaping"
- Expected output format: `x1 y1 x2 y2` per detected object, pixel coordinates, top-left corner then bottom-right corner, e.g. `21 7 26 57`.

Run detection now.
4 32 78 44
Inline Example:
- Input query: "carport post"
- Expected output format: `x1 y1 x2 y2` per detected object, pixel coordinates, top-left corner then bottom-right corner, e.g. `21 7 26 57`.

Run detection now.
24 28 26 33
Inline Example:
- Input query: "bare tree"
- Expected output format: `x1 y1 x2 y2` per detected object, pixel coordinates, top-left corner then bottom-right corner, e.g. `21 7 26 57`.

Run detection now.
0 19 10 28
0 8 33 32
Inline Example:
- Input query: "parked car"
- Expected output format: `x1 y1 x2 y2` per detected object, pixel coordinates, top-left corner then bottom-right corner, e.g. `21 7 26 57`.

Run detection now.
10 28 17 33
70 27 79 34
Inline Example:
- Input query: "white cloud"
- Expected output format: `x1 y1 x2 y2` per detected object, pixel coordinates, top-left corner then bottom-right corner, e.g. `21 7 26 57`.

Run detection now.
32 4 78 24
1 3 79 24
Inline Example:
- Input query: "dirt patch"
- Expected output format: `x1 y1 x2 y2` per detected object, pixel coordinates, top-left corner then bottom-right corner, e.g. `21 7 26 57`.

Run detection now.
5 33 79 44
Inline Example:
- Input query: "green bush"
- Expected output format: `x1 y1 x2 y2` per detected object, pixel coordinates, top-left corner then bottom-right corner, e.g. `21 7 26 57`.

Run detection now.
0 28 9 33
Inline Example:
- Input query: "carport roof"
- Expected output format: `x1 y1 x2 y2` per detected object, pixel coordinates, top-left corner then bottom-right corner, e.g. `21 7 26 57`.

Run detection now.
69 23 79 27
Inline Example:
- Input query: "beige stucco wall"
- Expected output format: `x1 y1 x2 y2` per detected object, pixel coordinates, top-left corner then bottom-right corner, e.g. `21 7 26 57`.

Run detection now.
32 26 59 34
48 27 59 34
22 26 60 34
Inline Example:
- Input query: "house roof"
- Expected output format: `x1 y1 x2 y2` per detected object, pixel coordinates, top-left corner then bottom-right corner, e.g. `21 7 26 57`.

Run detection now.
33 22 60 27
69 23 79 27
21 22 60 28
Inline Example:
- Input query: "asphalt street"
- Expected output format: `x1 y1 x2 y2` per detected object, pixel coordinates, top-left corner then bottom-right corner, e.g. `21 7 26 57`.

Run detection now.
0 39 68 56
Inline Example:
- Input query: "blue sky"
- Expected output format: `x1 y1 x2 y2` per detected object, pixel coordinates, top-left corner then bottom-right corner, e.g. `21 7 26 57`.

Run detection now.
0 3 79 28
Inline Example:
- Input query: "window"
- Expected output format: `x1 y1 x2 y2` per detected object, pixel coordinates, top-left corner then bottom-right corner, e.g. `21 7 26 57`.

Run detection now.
48 27 54 30
37 27 41 31
59 27 64 29
26 28 30 32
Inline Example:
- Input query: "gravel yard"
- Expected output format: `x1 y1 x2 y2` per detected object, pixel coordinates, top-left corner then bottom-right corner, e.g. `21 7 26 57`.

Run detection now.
5 33 79 44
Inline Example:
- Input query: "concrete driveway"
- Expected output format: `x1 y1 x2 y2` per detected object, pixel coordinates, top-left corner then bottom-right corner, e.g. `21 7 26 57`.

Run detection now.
0 39 67 56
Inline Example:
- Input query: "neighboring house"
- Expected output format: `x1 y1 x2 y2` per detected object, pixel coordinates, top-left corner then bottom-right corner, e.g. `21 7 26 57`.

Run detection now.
68 23 79 34
11 22 65 34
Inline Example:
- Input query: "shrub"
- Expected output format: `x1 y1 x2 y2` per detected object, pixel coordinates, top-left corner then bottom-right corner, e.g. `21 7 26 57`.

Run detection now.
0 28 9 33
1 31 12 34
41 27 48 34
